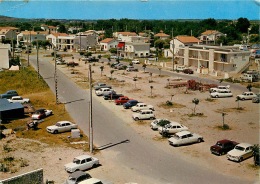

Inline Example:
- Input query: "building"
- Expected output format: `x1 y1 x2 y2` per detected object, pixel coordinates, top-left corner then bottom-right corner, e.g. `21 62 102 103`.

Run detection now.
113 32 138 42
154 31 170 40
0 44 11 69
0 98 24 119
100 38 118 51
40 24 58 33
175 44 251 75
199 30 225 45
74 31 99 51
0 27 19 41
46 33 69 48
17 31 49 47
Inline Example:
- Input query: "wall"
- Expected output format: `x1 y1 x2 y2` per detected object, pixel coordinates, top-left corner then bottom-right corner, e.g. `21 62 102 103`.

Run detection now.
0 44 10 69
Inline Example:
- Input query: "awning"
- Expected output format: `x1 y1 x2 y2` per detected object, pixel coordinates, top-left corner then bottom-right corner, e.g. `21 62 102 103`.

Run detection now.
117 42 125 49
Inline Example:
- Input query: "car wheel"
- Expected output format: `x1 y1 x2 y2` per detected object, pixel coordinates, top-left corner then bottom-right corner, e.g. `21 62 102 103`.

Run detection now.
197 138 203 143
134 117 139 121
242 98 245 101
215 95 219 98
239 157 243 162
221 151 225 155
54 130 58 134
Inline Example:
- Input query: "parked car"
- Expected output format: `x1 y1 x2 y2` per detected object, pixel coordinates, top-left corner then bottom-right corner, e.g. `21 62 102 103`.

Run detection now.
210 139 239 156
132 59 140 64
56 60 66 65
64 170 91 184
210 90 233 98
176 65 187 72
132 109 155 121
114 63 124 69
78 178 112 184
23 104 36 114
254 147 260 166
158 122 188 136
168 131 203 146
115 96 131 105
93 83 112 90
150 119 171 130
126 66 138 72
46 121 78 134
183 68 194 74
7 96 30 104
131 102 154 112
103 93 123 100
31 108 53 120
0 90 18 99
227 143 254 162
237 92 257 100
252 94 260 103
123 100 139 109
64 155 99 173
95 88 115 96
209 85 230 93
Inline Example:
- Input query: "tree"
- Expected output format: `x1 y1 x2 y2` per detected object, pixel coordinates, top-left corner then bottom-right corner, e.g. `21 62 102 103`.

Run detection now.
58 24 67 33
150 86 153 97
110 70 114 79
109 48 117 54
142 64 147 72
236 17 250 33
154 39 165 49
100 66 104 76
246 84 252 91
192 98 199 115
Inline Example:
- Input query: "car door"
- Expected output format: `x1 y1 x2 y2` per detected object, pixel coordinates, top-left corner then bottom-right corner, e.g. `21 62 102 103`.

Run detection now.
80 159 87 170
63 123 71 132
186 133 195 144
244 146 253 159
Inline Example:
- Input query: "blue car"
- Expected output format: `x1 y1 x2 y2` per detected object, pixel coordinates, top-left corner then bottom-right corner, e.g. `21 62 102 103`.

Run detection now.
123 100 139 109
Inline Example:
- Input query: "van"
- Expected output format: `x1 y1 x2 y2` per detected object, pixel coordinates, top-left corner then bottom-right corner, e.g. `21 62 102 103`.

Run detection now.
176 65 187 72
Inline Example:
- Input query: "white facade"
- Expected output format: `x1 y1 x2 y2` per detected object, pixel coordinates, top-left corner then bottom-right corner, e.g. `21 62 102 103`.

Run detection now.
123 42 150 59
100 39 118 51
0 44 11 69
175 44 251 74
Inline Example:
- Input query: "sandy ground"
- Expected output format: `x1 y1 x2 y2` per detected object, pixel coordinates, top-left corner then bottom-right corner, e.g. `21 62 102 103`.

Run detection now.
1 51 259 184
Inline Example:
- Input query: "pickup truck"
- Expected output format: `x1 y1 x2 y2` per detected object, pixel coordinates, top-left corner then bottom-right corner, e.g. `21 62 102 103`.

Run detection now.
114 96 131 105
131 102 154 112
103 93 123 100
93 83 112 90
0 90 18 99
7 96 30 104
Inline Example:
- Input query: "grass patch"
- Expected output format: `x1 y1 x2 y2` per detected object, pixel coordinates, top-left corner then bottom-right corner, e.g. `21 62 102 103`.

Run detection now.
216 124 231 130
136 120 149 126
152 135 167 141
187 113 205 117
0 67 89 149
205 98 216 102
246 163 260 170
158 102 186 109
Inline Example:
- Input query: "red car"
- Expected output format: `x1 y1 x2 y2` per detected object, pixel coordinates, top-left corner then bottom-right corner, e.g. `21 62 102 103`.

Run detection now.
210 139 238 156
115 96 131 105
183 68 194 74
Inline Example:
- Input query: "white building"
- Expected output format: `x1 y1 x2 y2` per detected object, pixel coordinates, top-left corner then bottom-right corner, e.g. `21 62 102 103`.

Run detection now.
175 44 251 75
199 30 225 44
100 38 118 51
17 31 48 46
0 44 11 69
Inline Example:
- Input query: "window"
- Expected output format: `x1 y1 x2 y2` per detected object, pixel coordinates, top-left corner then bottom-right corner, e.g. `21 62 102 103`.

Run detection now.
86 158 92 162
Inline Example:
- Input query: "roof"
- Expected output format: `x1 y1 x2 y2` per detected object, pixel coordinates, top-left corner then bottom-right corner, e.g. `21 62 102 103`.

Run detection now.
117 32 137 36
100 38 114 43
201 30 221 35
175 36 201 43
79 178 101 184
176 130 191 136
75 154 92 160
69 170 87 178
0 98 24 111
21 31 49 35
51 33 69 37
154 32 170 37
236 143 253 147
168 121 181 126
0 27 18 30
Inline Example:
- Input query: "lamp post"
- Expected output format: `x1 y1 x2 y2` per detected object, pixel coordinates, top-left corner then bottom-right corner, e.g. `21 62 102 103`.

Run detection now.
89 65 93 153
36 33 40 79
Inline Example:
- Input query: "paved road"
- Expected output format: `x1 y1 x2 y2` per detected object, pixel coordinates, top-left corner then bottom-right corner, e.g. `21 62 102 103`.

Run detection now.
27 54 253 184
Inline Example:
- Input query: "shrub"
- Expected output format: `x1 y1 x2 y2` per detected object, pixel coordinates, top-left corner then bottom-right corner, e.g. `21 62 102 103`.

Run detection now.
166 100 173 106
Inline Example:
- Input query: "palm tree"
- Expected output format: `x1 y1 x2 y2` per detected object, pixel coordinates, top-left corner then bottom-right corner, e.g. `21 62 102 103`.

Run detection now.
150 86 153 97
110 70 114 79
142 64 147 72
192 98 199 115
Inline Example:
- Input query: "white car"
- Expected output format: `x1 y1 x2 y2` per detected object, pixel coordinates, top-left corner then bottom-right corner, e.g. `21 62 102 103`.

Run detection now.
176 65 187 72
237 92 257 100
132 59 140 64
95 88 114 96
227 143 254 162
64 155 99 173
132 109 155 121
158 122 189 135
210 90 233 98
31 108 53 120
126 66 138 72
150 119 171 130
79 178 112 184
209 85 230 93
168 131 203 146
7 96 30 104
131 102 154 112
46 121 78 134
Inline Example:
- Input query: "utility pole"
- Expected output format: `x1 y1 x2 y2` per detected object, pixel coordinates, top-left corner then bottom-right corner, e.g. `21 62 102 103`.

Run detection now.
54 48 58 104
171 28 175 71
36 34 39 78
89 65 93 153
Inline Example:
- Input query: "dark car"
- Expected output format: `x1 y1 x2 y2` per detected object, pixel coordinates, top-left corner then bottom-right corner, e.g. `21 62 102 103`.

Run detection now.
0 90 18 99
183 69 194 74
252 94 260 103
210 139 238 156
103 93 124 100
64 170 91 184
123 100 139 109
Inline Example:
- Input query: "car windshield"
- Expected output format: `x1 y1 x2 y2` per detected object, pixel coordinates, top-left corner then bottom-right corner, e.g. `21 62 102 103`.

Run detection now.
55 123 61 127
68 176 76 181
173 135 180 139
235 146 245 151
216 142 223 147
73 158 81 164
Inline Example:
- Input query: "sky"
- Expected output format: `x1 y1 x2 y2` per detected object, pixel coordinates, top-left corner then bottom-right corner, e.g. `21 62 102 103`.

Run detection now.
0 0 259 20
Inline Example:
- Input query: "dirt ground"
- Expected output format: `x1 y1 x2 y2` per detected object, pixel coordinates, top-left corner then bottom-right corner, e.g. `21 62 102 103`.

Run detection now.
1 52 259 184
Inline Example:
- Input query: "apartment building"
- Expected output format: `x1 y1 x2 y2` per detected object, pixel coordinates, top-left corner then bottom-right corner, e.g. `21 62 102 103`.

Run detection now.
175 44 251 74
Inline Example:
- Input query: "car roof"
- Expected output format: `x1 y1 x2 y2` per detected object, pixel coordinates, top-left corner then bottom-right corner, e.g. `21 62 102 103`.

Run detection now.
57 121 72 124
176 130 191 136
236 143 253 147
69 171 89 178
12 96 21 98
140 109 153 112
75 154 92 160
168 121 181 126
79 178 101 184
216 139 234 144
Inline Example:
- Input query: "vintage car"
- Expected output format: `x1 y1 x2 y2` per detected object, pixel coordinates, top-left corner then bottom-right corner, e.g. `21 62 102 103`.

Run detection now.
31 108 53 120
150 119 171 130
158 122 189 136
132 109 155 121
237 92 257 100
7 96 30 104
227 143 254 162
131 103 154 112
46 121 78 134
168 131 203 146
210 139 238 156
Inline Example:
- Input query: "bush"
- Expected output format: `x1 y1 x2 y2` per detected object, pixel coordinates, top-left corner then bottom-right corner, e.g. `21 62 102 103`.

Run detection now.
166 100 173 106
